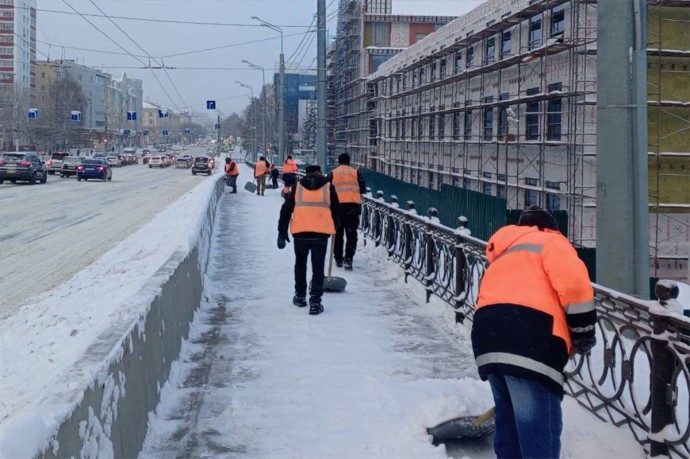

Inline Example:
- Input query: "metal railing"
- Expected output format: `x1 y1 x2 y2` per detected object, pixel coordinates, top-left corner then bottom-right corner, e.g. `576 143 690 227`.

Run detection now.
360 190 690 458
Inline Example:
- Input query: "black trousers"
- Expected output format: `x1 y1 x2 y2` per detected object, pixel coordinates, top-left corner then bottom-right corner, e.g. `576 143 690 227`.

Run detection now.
334 212 360 261
294 237 328 299
271 174 279 188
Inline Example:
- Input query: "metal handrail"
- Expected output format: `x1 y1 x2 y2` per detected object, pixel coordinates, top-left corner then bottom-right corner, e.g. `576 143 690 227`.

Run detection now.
360 190 690 458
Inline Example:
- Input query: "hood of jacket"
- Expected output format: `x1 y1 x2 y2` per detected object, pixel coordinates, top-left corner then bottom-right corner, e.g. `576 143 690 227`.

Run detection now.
298 174 330 191
486 225 563 262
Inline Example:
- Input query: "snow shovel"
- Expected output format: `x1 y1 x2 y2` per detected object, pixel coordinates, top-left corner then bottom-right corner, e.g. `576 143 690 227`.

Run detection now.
310 235 347 292
244 181 257 193
426 406 495 443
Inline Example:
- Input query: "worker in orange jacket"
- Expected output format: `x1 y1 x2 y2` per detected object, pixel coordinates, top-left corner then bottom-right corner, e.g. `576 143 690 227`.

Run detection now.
327 153 366 271
281 155 298 196
254 156 270 196
472 206 596 459
277 164 339 315
224 157 239 193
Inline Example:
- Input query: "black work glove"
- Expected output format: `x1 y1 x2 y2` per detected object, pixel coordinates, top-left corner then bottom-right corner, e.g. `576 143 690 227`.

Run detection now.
277 232 290 249
572 337 596 355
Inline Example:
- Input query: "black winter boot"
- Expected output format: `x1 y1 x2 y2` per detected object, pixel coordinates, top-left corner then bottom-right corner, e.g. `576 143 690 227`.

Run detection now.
309 297 324 315
343 257 353 271
293 295 307 308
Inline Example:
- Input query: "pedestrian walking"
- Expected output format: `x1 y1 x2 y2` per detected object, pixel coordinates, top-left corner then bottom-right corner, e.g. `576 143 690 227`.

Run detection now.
270 163 280 189
327 153 366 271
277 164 339 315
471 206 596 459
281 155 298 196
254 156 270 196
225 157 239 193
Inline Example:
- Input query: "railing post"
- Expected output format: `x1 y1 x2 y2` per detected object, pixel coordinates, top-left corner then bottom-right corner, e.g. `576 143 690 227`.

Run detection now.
403 200 415 283
372 190 384 246
454 216 468 322
425 207 438 303
648 283 678 457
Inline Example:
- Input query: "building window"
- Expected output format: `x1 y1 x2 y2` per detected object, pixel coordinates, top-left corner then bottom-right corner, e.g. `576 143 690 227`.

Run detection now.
529 15 542 50
547 82 562 140
525 189 539 206
453 112 461 140
498 92 510 139
455 51 462 73
525 87 540 140
485 37 495 64
430 62 436 82
411 118 416 138
483 182 493 195
401 118 406 139
440 58 447 79
551 5 566 37
501 31 512 58
525 177 540 186
439 114 445 139
466 46 474 67
463 177 472 189
483 96 494 140
464 111 472 140
418 118 423 140
482 172 492 179
545 180 560 190
429 116 435 140
497 184 506 198
546 193 561 210
412 71 417 87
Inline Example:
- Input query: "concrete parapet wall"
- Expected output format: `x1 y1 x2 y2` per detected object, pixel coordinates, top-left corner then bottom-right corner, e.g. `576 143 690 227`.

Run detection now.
39 178 225 459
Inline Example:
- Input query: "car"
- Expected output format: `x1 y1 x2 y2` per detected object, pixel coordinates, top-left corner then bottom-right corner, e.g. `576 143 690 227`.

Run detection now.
191 156 213 175
117 154 127 166
142 150 153 165
59 156 82 177
77 158 112 182
105 155 121 167
0 152 48 184
123 154 138 165
46 151 70 175
123 147 137 155
176 155 192 168
149 155 165 168
155 144 167 153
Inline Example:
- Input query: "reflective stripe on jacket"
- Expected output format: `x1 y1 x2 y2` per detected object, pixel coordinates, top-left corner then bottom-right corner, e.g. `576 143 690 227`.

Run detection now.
472 225 595 394
255 161 267 177
331 165 361 204
290 183 336 235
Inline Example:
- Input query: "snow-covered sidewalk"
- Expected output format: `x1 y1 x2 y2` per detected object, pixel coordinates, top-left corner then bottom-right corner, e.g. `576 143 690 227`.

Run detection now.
139 164 645 459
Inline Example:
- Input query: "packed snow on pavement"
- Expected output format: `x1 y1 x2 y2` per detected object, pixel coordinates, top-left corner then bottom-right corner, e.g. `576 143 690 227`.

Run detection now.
0 162 646 458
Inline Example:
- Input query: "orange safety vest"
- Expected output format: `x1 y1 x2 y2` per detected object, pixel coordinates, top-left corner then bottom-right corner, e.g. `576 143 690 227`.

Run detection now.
476 225 594 352
331 165 361 204
226 161 239 176
255 160 267 177
290 183 336 235
283 159 298 174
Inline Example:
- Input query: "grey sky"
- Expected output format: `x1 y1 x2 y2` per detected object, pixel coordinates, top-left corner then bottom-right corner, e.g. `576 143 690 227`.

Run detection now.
36 0 485 116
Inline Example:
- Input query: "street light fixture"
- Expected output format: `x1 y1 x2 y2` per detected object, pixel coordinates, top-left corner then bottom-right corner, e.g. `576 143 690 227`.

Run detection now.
251 15 285 164
242 59 267 160
236 81 258 161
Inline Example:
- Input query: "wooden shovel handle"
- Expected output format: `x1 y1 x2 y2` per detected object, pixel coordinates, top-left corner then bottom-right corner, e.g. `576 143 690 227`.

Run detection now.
473 406 496 426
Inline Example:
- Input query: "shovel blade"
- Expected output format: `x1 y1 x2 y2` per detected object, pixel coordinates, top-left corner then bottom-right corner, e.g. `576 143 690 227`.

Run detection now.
323 276 347 292
427 415 495 442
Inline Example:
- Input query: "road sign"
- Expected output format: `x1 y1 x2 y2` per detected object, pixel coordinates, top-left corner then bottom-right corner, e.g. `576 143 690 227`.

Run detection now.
158 109 168 118
206 100 216 110
70 110 81 121
143 130 149 136
123 129 131 136
184 128 190 134
215 123 220 130
162 129 169 136
28 108 38 119
127 111 137 121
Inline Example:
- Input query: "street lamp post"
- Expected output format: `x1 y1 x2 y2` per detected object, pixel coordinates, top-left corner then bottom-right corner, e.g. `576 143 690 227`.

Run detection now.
242 59 267 161
251 16 284 164
236 81 257 162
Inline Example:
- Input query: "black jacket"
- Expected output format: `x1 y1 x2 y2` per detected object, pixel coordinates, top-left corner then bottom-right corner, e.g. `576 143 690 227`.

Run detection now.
327 166 367 216
278 174 340 239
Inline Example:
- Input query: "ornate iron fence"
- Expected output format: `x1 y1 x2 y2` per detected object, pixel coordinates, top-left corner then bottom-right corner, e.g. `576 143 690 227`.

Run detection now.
361 191 690 458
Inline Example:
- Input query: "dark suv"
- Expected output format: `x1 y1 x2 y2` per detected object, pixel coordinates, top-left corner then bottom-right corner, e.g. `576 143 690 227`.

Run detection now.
191 156 212 175
0 152 48 184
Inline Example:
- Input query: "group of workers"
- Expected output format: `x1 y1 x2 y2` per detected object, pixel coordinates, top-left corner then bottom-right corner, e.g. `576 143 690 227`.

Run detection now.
227 150 597 459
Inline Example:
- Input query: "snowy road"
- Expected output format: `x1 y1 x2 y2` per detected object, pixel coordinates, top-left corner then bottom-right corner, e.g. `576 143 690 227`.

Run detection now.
0 147 220 318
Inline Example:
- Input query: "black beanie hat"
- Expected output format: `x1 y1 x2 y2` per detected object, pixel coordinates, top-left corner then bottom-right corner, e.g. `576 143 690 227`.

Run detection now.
518 206 559 231
338 153 351 165
305 165 321 174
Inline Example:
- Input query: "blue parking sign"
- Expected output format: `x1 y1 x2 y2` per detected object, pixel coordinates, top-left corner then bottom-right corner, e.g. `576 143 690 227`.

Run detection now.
143 130 149 136
162 129 169 136
28 108 38 119
70 110 81 121
207 100 216 110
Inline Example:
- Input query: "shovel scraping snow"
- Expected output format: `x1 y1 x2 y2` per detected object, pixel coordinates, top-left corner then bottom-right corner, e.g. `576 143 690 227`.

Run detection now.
426 406 495 443
310 235 347 292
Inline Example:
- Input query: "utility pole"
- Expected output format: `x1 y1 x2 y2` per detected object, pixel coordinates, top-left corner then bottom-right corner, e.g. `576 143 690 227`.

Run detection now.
316 0 327 170
217 113 222 156
596 0 649 298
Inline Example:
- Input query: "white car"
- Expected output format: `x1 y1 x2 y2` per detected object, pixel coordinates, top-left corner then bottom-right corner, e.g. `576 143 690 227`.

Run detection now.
105 156 121 167
148 155 165 168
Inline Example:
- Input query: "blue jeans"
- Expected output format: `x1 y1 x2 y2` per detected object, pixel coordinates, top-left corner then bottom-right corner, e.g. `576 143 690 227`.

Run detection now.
488 374 562 459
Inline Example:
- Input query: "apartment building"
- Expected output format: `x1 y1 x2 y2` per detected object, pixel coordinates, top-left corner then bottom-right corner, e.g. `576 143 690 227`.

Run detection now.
365 0 689 279
0 0 35 89
329 0 455 167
